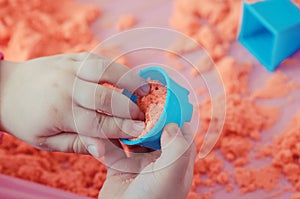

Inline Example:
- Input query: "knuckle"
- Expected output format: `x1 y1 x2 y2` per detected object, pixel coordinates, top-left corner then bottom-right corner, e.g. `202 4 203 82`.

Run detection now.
107 117 121 135
107 117 118 132
95 114 111 138
96 114 105 130
117 118 126 132
97 88 112 110
98 116 121 138
129 103 139 119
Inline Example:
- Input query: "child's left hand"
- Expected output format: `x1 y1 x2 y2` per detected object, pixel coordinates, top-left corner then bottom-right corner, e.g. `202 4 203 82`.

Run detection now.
0 53 149 155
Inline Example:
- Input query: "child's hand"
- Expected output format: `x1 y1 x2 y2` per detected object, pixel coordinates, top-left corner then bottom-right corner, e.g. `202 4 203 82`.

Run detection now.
0 53 149 155
98 123 196 199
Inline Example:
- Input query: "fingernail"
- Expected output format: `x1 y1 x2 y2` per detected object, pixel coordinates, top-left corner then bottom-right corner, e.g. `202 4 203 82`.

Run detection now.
88 145 99 157
138 83 150 95
133 121 145 132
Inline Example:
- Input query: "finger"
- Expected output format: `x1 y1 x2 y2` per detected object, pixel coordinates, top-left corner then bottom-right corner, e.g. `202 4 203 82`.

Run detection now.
37 133 105 156
182 123 196 145
71 107 145 139
153 124 194 182
73 78 144 120
75 58 150 96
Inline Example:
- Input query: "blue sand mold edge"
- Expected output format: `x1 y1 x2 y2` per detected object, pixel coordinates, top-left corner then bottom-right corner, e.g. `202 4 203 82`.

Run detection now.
121 66 193 150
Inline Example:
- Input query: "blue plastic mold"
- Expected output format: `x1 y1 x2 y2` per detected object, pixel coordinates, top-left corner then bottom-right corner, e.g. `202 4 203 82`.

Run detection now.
238 0 300 71
121 66 193 150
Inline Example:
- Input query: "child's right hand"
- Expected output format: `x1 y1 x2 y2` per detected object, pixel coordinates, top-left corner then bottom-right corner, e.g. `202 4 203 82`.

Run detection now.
98 123 196 199
0 53 149 156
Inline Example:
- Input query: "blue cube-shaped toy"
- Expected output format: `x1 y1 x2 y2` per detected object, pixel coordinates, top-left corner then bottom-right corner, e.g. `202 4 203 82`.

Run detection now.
238 0 300 71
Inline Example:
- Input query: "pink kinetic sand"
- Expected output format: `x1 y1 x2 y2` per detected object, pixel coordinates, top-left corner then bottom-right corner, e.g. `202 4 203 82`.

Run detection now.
130 80 167 140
